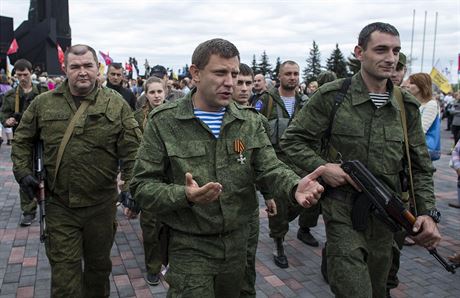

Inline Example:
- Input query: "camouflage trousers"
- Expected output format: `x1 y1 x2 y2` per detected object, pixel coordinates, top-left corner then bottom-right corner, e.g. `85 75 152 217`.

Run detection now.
140 209 162 274
240 208 260 298
269 195 320 239
165 226 248 297
45 196 117 298
20 189 37 215
387 230 406 289
322 193 393 298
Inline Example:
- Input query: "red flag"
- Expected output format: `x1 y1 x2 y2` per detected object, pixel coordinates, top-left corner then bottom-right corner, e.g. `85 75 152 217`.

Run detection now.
6 38 19 55
99 50 113 65
57 43 65 71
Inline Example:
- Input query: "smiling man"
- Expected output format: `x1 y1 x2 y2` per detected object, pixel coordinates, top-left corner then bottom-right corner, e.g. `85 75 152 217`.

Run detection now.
11 44 141 297
130 38 326 297
280 22 441 297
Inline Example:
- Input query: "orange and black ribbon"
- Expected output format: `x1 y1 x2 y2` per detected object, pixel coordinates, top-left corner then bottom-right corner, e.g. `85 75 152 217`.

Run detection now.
234 139 245 155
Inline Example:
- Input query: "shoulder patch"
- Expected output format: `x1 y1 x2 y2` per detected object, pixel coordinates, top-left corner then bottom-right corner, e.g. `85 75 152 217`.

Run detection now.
254 99 263 111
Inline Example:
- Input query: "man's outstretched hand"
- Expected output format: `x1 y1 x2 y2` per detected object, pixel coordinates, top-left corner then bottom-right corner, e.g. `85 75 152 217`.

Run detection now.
295 166 325 208
185 172 222 204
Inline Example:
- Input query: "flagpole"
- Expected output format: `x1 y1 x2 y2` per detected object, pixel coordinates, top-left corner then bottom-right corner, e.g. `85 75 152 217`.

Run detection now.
421 10 427 72
409 9 415 75
432 12 438 68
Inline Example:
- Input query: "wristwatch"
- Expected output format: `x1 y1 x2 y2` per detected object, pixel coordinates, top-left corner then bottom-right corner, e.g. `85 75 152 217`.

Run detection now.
422 209 441 223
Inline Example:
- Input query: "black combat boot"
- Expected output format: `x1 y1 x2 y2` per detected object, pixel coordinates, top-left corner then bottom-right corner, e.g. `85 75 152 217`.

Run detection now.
273 238 289 268
297 227 319 247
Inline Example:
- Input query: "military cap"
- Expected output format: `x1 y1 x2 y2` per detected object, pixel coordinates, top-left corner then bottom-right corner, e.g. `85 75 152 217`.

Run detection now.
150 65 167 78
398 52 406 68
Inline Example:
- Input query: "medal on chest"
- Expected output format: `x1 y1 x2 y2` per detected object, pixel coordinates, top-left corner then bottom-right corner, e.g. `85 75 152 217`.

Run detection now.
234 138 246 165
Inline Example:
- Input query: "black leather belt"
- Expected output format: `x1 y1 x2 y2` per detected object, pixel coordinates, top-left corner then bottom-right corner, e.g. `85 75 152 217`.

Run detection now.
324 187 358 202
172 228 237 238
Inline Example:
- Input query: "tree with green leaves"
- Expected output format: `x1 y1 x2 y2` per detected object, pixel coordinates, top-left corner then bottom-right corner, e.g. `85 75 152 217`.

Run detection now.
258 51 272 76
251 54 258 74
303 40 322 83
273 57 281 78
326 43 349 78
347 52 361 75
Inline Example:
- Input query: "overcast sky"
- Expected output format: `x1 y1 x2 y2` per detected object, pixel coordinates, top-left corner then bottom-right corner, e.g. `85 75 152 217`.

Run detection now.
2 0 459 81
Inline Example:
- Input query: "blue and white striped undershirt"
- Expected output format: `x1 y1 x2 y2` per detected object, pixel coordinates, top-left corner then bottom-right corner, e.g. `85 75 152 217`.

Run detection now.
369 92 390 108
194 108 226 138
281 96 296 117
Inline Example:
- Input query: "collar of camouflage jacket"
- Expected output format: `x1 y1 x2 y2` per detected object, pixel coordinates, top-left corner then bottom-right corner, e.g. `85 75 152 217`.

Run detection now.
174 88 246 121
349 72 400 110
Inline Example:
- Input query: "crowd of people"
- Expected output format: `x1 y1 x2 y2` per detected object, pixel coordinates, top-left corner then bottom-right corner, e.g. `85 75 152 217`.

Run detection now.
0 21 458 298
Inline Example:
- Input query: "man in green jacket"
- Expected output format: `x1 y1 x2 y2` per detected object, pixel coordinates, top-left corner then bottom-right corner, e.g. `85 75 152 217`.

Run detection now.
130 38 325 298
0 58 48 226
280 22 441 297
12 44 141 297
254 61 316 269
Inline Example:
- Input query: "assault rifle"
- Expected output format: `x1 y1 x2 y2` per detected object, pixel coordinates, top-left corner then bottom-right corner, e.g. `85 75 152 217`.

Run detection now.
341 160 458 274
33 140 46 243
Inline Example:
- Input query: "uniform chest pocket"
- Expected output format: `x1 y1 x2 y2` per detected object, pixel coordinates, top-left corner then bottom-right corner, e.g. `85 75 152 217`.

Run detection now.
79 112 118 146
165 141 208 176
41 112 70 145
381 125 404 174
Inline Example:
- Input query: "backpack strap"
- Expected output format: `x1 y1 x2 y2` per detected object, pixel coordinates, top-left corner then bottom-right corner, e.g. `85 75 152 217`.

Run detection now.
320 77 352 155
54 100 91 184
265 93 274 119
14 88 20 113
394 86 417 215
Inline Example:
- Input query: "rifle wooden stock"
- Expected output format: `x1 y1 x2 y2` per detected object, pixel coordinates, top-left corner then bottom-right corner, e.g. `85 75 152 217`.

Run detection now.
341 160 456 274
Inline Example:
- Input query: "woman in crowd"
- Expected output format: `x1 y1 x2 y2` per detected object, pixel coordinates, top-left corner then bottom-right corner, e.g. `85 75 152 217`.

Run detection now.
133 76 166 286
407 73 441 160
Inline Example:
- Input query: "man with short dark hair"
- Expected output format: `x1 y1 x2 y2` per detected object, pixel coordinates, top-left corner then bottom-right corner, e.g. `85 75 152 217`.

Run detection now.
130 38 325 297
232 63 254 106
281 23 441 297
106 62 137 110
254 60 313 269
12 44 141 296
0 58 48 226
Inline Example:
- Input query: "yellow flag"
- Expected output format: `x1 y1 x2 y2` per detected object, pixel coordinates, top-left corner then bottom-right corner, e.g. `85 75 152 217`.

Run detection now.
430 67 453 94
99 62 105 77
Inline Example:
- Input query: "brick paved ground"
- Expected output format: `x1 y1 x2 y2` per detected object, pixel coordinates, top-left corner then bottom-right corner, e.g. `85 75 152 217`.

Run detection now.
1 118 460 297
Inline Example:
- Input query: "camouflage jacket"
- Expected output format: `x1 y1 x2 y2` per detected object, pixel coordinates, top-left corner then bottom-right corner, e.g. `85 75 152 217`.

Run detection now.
280 72 436 213
0 83 48 127
12 81 142 207
130 90 300 235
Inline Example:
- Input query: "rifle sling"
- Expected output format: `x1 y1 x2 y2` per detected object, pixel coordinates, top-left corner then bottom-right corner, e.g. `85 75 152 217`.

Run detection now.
54 100 91 184
321 77 352 154
393 86 417 215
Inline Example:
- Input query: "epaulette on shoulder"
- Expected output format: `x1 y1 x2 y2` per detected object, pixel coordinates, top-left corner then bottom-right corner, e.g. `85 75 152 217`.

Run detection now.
151 101 177 117
318 78 346 95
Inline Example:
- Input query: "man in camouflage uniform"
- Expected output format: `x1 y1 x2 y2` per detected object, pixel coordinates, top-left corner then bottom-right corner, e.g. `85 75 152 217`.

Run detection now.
130 38 325 297
281 23 441 297
0 58 48 226
254 61 315 269
12 44 141 297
